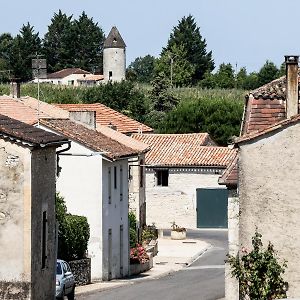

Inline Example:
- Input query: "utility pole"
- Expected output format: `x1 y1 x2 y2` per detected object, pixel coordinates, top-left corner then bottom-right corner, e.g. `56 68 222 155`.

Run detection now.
32 54 47 127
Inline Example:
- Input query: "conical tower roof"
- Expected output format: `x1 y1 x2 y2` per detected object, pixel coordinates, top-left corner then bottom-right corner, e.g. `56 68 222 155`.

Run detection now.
104 26 126 49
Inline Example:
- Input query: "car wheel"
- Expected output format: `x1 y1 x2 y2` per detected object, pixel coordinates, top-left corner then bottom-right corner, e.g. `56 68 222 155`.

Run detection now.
67 286 75 300
57 287 64 300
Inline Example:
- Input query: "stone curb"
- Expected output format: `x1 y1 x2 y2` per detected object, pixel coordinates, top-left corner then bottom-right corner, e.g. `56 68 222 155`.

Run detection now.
186 244 212 267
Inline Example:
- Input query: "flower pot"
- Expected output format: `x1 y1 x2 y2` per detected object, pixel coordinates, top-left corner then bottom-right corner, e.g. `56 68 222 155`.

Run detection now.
171 230 186 240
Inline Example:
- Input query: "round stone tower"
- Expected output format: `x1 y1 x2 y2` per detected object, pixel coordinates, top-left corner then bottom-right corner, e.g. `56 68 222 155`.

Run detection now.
103 26 126 82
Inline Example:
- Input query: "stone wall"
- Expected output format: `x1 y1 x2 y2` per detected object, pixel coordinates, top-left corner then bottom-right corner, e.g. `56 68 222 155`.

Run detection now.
0 281 30 300
225 189 239 300
145 168 222 229
239 123 300 297
69 259 91 286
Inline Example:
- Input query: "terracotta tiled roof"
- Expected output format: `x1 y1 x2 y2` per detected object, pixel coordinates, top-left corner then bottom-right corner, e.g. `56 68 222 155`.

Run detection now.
241 74 300 135
47 68 91 79
40 119 139 160
78 75 104 82
132 133 235 167
0 96 47 124
218 152 238 187
54 103 153 134
19 96 69 119
0 114 67 147
0 96 69 125
97 125 149 153
237 113 300 145
227 73 299 187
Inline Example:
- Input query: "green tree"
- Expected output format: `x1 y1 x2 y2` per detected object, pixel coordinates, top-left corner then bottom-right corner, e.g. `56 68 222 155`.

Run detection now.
10 23 42 81
155 44 195 87
214 63 235 89
257 60 279 86
43 10 74 72
236 67 247 89
127 55 156 83
72 11 105 72
243 72 259 90
162 15 214 83
199 71 216 89
278 61 286 77
149 73 177 112
0 33 14 81
159 96 243 145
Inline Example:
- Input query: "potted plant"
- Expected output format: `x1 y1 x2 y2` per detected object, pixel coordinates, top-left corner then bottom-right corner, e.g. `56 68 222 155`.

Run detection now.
171 222 186 240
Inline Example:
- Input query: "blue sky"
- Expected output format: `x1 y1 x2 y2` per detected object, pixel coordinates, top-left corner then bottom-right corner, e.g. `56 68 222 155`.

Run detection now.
1 0 299 72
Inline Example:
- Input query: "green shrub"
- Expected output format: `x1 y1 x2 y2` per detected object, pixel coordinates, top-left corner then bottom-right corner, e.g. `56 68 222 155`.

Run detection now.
56 193 90 261
227 230 288 299
141 225 158 243
129 211 137 230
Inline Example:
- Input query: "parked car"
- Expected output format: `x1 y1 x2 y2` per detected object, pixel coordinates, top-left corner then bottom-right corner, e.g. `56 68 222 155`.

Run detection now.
56 259 75 300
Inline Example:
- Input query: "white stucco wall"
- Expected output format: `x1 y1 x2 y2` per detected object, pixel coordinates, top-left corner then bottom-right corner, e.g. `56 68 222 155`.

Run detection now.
225 189 239 300
128 154 146 227
38 73 90 86
103 48 126 82
54 140 103 280
145 168 222 229
238 123 300 297
40 125 130 281
102 159 129 280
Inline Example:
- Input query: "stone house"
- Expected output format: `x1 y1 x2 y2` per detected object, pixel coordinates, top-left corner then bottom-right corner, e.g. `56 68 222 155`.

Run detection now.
132 133 236 229
0 95 150 280
39 118 146 281
0 114 68 300
54 103 153 227
223 55 300 299
36 68 92 86
0 95 152 227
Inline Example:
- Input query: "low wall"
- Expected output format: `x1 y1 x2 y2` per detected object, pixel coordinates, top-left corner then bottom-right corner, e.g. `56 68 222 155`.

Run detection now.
0 281 30 300
69 258 91 286
130 254 153 276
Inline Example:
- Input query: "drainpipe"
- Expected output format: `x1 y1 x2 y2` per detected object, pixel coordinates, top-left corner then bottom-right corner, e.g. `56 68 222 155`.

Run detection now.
56 141 71 176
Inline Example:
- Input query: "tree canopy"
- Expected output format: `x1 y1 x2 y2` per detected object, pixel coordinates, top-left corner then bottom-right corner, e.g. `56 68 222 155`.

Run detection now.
127 55 156 83
161 15 214 84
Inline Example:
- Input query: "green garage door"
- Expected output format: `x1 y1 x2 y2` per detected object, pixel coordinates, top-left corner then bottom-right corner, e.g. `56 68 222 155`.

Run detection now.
196 188 228 228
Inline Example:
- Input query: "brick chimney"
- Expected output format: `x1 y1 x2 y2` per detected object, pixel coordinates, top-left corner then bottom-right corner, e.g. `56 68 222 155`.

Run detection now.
10 79 21 98
69 110 96 130
285 55 299 118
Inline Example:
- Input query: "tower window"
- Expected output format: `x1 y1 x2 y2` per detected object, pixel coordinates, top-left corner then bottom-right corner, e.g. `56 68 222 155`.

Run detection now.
109 71 112 80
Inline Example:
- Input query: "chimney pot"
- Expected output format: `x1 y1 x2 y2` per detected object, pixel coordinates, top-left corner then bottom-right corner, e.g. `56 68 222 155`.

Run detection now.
285 55 299 118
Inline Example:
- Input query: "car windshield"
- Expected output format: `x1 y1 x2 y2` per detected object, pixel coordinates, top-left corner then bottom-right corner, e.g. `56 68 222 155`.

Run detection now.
56 262 62 275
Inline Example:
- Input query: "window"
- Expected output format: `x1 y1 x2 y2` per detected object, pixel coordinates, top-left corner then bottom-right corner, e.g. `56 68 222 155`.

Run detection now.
114 166 117 189
108 167 112 204
42 211 47 269
156 169 169 186
109 71 113 80
120 166 123 201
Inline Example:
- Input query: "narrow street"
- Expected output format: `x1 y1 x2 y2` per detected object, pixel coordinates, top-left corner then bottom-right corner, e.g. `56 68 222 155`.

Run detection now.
78 229 227 300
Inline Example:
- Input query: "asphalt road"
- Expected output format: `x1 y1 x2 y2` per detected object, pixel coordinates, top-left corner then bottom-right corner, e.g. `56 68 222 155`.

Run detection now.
78 229 228 300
